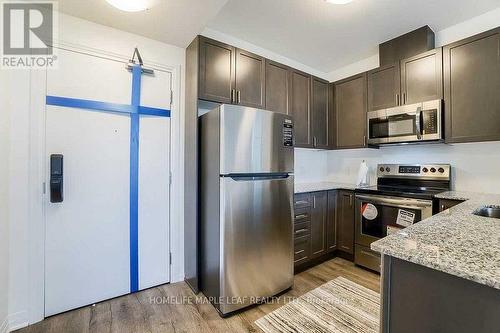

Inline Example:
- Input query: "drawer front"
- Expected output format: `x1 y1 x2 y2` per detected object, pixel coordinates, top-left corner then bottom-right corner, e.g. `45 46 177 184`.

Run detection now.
294 206 311 223
294 220 310 239
294 235 311 265
294 193 312 209
355 244 381 272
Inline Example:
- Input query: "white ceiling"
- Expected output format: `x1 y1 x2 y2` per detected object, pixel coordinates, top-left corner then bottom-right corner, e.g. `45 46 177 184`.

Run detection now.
207 0 500 72
59 0 500 73
58 0 229 48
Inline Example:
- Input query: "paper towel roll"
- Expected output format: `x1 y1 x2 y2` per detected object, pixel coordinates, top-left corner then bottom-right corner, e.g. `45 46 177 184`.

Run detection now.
357 160 369 187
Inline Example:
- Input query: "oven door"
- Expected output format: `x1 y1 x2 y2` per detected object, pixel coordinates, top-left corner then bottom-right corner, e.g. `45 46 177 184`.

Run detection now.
367 100 442 145
355 194 433 247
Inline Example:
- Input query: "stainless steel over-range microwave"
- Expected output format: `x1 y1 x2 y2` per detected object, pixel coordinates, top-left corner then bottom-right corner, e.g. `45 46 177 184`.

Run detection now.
367 99 442 145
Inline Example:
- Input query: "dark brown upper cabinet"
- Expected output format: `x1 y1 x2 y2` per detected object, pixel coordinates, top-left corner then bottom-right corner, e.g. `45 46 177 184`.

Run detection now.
198 37 235 104
401 48 443 105
289 69 312 148
333 73 368 149
368 48 443 111
367 63 400 111
443 28 500 143
311 77 331 149
198 36 265 108
235 49 266 108
265 60 289 114
379 26 435 66
310 191 328 258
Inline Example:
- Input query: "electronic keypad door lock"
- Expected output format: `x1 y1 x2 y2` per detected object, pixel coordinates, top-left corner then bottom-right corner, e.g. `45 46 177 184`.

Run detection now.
50 154 64 203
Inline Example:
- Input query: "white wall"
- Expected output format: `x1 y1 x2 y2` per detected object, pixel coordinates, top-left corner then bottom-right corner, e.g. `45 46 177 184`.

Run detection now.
324 142 500 193
0 64 11 333
5 13 185 331
295 8 500 193
294 149 329 183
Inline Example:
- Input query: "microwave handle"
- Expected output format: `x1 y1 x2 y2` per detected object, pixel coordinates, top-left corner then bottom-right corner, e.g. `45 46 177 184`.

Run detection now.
415 106 423 140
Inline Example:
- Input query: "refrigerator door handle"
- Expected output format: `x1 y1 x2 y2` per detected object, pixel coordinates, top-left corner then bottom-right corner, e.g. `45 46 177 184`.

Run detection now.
225 173 290 181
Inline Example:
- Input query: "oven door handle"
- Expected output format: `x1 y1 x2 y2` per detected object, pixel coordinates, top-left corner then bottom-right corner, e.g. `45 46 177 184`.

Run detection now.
356 194 432 209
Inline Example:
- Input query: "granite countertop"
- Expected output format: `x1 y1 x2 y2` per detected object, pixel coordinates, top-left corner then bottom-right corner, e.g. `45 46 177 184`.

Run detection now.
294 181 362 194
371 190 500 290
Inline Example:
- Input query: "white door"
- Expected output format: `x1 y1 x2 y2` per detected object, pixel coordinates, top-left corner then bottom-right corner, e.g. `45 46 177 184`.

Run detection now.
44 48 171 316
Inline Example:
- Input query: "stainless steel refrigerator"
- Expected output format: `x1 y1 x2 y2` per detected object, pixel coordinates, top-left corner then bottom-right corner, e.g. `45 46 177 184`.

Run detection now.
199 104 294 316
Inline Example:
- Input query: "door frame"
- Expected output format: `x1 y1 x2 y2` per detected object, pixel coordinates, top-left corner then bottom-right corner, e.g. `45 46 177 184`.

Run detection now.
27 41 183 324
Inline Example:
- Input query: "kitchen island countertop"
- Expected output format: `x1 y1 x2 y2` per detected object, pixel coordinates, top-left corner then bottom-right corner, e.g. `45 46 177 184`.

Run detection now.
372 190 500 290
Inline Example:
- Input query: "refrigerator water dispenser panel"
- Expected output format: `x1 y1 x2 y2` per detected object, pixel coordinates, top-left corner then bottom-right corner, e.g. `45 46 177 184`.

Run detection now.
283 119 294 147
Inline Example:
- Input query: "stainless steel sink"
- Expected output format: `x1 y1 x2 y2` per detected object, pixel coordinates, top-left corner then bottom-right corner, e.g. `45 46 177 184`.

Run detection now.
473 205 500 219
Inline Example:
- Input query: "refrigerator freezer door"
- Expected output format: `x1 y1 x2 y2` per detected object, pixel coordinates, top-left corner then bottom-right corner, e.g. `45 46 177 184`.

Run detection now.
220 105 294 174
219 175 294 314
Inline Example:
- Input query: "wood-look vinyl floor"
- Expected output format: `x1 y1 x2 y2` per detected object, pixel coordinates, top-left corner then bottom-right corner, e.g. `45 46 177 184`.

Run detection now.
16 258 380 333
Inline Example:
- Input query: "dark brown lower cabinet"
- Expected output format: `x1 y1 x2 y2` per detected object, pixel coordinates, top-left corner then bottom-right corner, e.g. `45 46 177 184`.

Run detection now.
336 190 355 254
294 190 355 270
310 191 327 258
293 193 312 267
438 198 465 212
326 191 337 251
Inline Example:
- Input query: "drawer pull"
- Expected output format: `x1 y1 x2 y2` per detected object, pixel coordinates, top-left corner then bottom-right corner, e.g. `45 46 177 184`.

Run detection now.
295 200 309 206
295 228 308 234
294 249 305 255
295 214 308 219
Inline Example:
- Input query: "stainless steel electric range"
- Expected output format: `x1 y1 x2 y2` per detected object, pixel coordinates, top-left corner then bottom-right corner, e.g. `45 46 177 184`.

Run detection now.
354 163 451 272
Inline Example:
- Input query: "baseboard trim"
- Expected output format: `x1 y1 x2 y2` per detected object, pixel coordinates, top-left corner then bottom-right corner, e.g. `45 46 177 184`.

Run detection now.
0 316 8 333
6 311 29 333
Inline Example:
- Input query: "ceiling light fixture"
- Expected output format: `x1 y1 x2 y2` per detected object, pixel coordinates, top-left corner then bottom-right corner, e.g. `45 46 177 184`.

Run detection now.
105 0 159 12
325 0 353 4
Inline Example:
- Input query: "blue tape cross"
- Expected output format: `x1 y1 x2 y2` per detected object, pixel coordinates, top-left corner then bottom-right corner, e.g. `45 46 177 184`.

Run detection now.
46 64 171 293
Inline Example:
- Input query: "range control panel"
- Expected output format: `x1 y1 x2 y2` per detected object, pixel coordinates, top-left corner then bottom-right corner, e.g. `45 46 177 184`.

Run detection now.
283 119 294 147
377 164 451 179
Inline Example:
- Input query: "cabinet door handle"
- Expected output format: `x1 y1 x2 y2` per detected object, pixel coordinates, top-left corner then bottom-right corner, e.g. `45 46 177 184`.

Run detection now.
295 228 308 234
237 90 241 104
345 194 352 206
294 249 305 255
313 196 316 209
313 137 317 147
441 204 445 211
402 92 406 105
396 93 400 106
295 214 308 219
231 89 235 104
363 135 367 146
